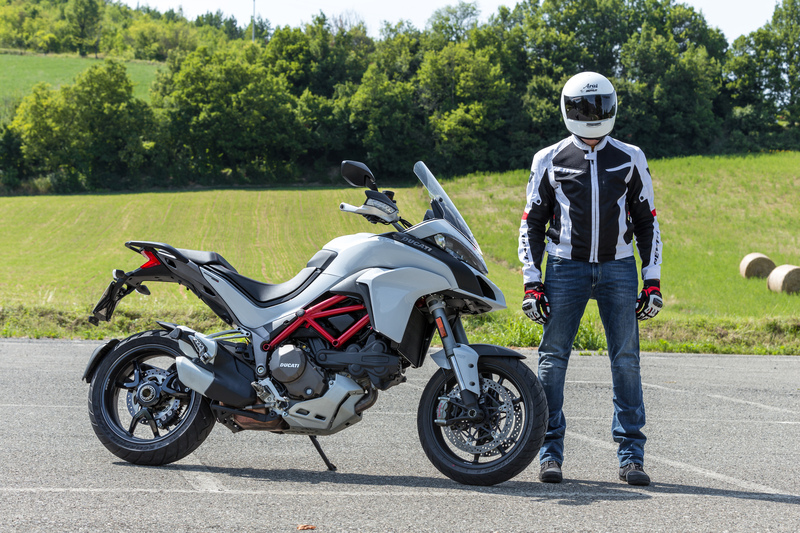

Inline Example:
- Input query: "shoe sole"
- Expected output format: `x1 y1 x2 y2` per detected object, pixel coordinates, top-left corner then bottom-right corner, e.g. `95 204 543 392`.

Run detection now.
620 474 650 486
540 473 563 483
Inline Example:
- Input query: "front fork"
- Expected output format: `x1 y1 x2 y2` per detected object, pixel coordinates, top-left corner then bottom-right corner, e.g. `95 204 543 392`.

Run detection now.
426 296 484 423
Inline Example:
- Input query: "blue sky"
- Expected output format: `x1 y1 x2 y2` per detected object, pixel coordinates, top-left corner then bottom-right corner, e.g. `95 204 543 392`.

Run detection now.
119 0 778 43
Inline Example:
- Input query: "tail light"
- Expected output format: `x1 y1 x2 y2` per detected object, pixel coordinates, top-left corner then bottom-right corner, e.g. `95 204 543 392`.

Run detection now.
139 250 161 269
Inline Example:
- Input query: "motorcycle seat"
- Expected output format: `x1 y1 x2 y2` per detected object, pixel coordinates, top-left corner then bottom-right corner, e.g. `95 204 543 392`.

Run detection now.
176 248 238 273
205 249 338 307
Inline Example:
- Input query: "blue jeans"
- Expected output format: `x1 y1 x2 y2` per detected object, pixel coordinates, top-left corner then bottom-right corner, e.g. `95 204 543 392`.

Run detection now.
537 255 646 467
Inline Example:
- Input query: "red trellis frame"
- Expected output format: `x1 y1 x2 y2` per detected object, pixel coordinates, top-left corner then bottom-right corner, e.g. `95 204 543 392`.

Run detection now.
262 295 371 351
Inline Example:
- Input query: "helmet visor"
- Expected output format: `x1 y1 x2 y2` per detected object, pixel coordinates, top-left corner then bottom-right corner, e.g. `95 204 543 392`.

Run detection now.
564 94 616 122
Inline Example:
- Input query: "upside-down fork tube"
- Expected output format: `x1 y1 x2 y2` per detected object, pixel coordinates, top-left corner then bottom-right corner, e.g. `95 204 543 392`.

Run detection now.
426 295 482 416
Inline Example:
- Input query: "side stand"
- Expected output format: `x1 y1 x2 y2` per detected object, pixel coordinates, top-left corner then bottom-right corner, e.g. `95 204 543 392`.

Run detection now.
309 435 337 471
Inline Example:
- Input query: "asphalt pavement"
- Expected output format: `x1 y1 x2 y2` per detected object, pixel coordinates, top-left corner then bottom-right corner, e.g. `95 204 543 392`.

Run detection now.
1 339 798 532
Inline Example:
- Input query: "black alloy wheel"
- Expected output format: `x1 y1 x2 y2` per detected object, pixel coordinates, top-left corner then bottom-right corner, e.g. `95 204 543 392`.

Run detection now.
417 356 548 486
88 330 215 465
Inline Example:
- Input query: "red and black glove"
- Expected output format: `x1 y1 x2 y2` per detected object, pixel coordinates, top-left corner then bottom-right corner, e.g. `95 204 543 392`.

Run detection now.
636 280 663 320
522 282 550 325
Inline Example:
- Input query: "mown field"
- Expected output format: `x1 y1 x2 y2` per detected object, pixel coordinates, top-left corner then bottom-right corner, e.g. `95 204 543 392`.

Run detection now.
0 52 160 104
1 152 799 354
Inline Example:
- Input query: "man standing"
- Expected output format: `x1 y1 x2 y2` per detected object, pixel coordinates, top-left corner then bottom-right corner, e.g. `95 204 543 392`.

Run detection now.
518 72 663 486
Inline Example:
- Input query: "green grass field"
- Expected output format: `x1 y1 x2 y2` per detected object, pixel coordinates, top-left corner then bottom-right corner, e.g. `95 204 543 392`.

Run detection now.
0 53 161 105
1 152 799 353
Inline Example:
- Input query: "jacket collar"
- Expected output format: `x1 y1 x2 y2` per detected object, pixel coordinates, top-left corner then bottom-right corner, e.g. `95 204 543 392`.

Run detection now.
571 134 609 152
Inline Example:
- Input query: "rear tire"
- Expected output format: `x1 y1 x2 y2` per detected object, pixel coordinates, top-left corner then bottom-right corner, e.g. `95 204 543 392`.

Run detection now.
88 330 215 465
417 356 547 486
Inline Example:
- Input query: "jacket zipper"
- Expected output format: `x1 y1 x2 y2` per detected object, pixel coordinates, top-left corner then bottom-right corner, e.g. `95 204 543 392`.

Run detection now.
588 152 599 262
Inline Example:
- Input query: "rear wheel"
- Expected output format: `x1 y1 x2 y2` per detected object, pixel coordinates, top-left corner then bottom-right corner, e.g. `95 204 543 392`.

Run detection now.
417 357 548 486
88 330 215 465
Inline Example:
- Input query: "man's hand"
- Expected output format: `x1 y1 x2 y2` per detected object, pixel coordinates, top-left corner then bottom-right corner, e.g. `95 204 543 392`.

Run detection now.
636 280 663 320
522 282 550 325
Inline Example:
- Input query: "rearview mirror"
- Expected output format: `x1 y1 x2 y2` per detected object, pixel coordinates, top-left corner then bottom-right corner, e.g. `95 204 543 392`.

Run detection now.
341 160 377 190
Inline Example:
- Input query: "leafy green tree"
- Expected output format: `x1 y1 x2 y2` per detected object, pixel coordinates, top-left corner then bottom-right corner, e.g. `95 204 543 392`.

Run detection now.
244 16 271 43
348 65 428 178
541 0 630 75
152 44 305 182
766 0 800 125
125 15 200 61
68 0 101 56
33 30 59 53
522 6 588 81
417 42 510 173
723 31 780 149
425 0 479 48
618 26 721 156
10 60 160 191
470 5 529 91
373 21 423 82
263 14 373 99
0 125 25 190
195 10 242 40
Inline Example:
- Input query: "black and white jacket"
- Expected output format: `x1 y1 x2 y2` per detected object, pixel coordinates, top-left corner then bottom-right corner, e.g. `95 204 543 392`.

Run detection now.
518 135 662 284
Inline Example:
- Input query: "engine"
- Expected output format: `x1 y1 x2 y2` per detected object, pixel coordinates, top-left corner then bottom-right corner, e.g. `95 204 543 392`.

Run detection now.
268 344 326 400
268 336 404 400
315 336 405 391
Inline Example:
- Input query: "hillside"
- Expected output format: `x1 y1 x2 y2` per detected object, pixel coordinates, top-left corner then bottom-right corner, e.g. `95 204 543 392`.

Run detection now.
0 152 799 353
0 52 160 103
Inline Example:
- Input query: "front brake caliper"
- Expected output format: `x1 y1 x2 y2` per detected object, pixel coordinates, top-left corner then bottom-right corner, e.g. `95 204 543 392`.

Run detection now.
435 396 450 426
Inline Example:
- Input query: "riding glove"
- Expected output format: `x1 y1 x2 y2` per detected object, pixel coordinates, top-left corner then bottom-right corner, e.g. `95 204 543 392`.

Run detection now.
522 282 550 325
636 279 663 320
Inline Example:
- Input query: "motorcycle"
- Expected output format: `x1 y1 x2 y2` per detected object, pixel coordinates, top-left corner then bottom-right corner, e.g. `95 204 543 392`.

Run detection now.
83 160 548 486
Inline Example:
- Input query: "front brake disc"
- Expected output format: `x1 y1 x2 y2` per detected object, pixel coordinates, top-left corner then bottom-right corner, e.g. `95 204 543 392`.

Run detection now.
442 380 516 455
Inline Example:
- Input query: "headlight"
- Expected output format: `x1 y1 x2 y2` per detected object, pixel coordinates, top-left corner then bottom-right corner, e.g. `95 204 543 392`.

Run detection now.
431 233 488 274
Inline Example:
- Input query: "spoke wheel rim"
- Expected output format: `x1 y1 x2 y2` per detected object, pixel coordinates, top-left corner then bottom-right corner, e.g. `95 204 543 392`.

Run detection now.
433 365 528 468
101 348 197 444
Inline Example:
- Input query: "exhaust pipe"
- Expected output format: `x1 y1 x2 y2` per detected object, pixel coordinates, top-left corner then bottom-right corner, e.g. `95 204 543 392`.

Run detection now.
176 356 214 395
176 353 257 408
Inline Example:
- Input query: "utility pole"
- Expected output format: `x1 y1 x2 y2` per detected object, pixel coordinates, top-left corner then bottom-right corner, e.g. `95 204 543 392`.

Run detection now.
252 0 255 42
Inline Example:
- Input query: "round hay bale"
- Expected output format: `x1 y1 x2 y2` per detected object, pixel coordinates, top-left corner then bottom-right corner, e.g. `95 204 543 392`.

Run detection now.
739 252 776 278
767 264 800 294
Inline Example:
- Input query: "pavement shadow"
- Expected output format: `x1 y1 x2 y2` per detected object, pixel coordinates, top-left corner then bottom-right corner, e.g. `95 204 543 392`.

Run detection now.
518 479 800 506
122 462 799 505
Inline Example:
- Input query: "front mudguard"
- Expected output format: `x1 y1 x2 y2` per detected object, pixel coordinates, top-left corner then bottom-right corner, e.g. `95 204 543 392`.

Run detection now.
429 343 526 396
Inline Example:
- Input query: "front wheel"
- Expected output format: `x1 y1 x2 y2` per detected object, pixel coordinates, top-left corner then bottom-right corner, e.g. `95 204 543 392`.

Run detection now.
88 330 215 465
417 356 548 486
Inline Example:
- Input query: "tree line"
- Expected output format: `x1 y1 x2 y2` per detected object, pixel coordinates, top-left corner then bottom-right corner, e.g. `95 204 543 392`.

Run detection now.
0 0 799 194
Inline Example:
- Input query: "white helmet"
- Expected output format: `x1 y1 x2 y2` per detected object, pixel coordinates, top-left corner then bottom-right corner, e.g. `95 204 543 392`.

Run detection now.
560 71 617 139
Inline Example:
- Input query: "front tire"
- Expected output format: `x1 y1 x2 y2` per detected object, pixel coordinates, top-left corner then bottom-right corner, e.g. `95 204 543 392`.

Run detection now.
418 357 548 486
88 330 215 465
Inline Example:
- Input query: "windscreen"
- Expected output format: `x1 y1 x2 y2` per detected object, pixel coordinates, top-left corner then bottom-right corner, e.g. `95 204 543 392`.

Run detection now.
413 161 483 257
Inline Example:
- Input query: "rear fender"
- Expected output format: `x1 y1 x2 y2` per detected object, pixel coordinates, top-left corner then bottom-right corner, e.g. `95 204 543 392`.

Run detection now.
82 338 120 383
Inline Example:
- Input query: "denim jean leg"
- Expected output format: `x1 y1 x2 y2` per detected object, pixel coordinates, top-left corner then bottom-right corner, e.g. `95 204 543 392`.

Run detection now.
595 257 646 466
538 256 592 465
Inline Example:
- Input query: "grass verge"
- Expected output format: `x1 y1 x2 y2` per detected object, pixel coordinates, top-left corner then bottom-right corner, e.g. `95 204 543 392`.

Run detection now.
3 305 798 355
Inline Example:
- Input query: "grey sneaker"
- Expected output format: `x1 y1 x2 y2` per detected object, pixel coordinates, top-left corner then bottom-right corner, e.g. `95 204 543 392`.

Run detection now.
619 463 650 486
539 461 563 483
